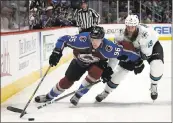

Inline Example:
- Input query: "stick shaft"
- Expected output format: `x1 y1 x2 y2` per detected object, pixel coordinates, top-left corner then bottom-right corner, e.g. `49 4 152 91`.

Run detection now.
37 80 101 109
20 66 51 118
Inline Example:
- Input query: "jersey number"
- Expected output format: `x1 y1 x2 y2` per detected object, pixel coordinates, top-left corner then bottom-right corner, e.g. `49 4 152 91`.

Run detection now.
114 48 121 56
69 36 77 42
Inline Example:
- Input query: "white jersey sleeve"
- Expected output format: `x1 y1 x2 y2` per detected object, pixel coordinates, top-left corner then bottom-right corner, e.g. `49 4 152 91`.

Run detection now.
138 25 159 56
114 29 125 43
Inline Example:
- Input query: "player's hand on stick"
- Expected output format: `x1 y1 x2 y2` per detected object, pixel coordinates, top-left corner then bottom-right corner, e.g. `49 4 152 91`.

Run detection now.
49 48 62 67
101 66 113 83
134 58 145 75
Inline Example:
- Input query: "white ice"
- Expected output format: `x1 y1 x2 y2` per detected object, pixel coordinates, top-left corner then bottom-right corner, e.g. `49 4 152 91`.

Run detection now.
1 42 172 122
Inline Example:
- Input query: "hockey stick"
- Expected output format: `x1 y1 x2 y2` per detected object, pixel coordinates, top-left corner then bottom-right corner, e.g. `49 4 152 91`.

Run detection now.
19 66 51 118
7 106 27 114
37 79 101 109
7 79 101 114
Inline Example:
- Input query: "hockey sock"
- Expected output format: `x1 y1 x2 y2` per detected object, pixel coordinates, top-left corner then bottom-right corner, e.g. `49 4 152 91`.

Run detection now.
75 79 92 98
47 83 65 99
104 81 119 93
150 74 162 85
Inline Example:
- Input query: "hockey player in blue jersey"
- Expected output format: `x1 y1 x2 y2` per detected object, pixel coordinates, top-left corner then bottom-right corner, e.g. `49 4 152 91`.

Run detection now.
35 26 140 103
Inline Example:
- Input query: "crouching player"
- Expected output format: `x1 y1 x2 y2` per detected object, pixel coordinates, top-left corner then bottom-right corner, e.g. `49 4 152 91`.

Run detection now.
94 15 164 103
34 26 140 104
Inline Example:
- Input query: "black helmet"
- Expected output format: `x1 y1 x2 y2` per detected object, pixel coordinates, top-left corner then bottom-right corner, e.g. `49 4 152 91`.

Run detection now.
80 0 88 4
90 26 105 39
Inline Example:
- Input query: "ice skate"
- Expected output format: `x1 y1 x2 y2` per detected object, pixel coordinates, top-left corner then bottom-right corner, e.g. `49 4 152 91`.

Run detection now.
70 93 81 106
150 84 158 101
95 91 109 102
35 95 53 103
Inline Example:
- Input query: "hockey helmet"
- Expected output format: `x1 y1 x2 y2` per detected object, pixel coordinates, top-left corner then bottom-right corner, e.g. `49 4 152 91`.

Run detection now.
80 0 88 4
90 26 105 39
125 14 139 26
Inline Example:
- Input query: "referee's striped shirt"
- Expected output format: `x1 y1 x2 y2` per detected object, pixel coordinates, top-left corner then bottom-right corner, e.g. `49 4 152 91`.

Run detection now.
73 8 100 29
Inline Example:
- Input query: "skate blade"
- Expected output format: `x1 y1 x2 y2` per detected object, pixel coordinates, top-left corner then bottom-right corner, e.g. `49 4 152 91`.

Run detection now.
69 103 79 108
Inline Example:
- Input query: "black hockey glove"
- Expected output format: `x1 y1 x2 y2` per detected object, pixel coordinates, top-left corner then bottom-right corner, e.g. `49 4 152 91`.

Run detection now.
117 55 128 62
94 60 108 70
135 49 149 60
94 60 113 83
140 51 149 60
49 48 62 67
134 59 145 75
101 66 114 83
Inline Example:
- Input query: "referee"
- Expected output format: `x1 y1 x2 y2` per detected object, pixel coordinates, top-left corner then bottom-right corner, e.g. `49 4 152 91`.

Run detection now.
73 0 100 33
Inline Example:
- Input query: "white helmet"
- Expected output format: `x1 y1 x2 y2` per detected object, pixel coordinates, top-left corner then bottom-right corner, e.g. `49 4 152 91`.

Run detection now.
125 15 139 26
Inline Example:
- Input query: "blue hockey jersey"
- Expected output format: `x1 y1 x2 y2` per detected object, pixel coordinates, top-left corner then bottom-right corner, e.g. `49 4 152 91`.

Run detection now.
55 32 140 64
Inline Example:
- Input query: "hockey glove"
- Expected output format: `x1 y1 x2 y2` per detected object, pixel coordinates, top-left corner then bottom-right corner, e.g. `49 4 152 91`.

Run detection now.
134 59 145 75
101 66 114 83
94 60 108 70
95 60 114 83
140 51 149 60
117 55 128 62
94 60 113 82
49 48 62 67
135 49 149 60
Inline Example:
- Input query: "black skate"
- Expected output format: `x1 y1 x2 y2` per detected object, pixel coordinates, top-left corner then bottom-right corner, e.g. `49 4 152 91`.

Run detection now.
150 84 158 100
35 95 52 103
70 93 81 106
95 91 109 102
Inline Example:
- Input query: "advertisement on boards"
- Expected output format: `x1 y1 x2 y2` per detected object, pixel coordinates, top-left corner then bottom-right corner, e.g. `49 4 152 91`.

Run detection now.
1 40 11 78
101 24 171 41
18 33 37 71
1 35 19 87
43 34 55 61
1 32 40 87
152 24 171 35
41 28 68 66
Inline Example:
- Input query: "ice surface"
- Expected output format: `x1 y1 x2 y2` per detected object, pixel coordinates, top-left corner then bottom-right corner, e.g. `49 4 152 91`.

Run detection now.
1 42 171 122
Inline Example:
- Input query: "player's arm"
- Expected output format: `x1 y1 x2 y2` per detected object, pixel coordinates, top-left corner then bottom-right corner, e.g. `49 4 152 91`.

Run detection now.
55 35 75 50
103 41 140 62
50 34 89 67
139 27 159 59
56 34 90 50
140 30 160 59
121 47 140 62
49 35 76 67
140 38 155 59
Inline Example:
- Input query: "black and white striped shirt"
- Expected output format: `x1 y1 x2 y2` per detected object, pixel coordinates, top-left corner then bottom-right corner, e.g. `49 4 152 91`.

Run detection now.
73 8 100 29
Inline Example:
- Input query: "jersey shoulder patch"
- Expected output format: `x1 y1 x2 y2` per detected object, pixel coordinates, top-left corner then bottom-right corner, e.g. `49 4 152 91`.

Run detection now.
105 45 113 52
79 36 87 42
141 31 149 39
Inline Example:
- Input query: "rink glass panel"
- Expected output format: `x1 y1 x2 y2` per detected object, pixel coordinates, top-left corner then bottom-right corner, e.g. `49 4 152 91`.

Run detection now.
1 0 172 32
1 0 30 32
87 0 172 24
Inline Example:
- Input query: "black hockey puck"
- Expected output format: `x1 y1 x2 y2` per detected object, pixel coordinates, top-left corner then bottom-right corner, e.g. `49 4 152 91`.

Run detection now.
28 118 35 121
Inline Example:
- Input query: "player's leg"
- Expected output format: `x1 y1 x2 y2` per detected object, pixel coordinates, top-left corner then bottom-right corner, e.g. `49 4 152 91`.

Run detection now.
95 61 134 102
70 64 103 105
147 41 164 100
35 59 87 103
95 64 130 102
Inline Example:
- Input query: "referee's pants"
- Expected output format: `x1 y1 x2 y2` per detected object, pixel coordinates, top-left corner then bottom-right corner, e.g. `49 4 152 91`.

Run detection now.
79 27 93 33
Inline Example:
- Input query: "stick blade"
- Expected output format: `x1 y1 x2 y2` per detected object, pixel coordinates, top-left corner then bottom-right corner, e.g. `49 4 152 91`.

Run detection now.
7 106 27 114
